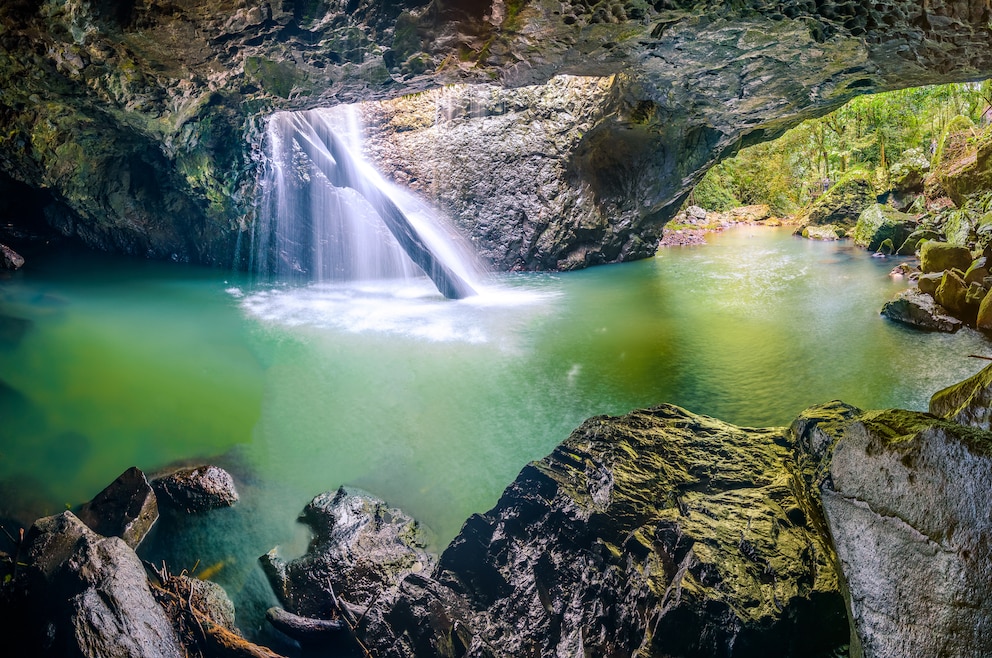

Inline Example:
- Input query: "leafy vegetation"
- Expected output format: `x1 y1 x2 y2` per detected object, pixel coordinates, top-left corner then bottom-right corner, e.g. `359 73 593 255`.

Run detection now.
691 80 992 214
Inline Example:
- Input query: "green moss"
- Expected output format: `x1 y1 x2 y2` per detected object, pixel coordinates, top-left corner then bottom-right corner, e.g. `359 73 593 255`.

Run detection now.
244 57 298 98
392 12 421 63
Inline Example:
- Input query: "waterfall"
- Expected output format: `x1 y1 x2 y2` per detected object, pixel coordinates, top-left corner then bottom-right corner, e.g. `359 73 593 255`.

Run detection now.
253 106 479 299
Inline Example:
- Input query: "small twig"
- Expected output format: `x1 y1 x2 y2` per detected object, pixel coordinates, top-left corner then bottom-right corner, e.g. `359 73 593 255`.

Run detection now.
328 580 375 658
968 354 992 361
355 587 382 628
0 523 20 549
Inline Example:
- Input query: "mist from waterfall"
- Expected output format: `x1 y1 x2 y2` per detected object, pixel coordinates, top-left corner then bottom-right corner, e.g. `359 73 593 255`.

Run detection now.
252 106 483 296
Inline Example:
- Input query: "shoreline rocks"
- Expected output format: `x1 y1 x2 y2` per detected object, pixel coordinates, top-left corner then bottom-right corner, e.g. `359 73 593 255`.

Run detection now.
151 464 239 514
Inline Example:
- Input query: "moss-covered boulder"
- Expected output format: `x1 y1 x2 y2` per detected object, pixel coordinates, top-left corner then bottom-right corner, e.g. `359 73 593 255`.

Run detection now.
938 128 992 207
897 228 941 256
797 171 875 230
934 268 972 321
931 362 992 429
852 203 916 252
978 291 992 334
354 405 850 657
920 241 973 274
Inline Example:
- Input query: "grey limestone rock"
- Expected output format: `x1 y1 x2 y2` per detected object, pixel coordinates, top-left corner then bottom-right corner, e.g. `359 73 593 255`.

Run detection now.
880 288 962 333
151 464 239 513
75 466 158 549
818 410 992 658
19 511 184 658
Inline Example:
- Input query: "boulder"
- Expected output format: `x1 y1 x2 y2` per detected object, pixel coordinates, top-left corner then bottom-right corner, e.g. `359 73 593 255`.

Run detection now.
888 147 929 199
933 268 976 323
919 241 973 273
356 405 850 658
852 204 916 252
260 486 436 620
797 172 875 229
897 229 940 256
18 511 184 658
0 243 24 270
801 224 846 240
930 362 992 429
75 466 158 549
815 410 992 658
964 256 989 284
916 272 944 295
880 288 962 333
978 290 992 333
728 204 771 222
151 464 238 513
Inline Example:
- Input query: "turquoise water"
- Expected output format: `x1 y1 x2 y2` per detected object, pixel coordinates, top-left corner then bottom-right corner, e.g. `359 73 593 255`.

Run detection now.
1 227 988 640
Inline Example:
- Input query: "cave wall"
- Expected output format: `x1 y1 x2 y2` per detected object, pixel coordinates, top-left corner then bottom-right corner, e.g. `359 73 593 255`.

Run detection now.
0 0 991 267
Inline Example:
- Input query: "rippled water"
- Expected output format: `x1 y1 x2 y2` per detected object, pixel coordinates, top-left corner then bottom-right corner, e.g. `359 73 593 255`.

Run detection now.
0 227 988 642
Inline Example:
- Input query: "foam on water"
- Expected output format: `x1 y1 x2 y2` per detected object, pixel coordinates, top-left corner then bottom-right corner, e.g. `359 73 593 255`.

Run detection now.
238 278 558 344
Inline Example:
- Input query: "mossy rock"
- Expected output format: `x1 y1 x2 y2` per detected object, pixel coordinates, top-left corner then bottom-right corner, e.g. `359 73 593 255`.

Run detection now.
897 229 940 256
888 147 929 194
852 203 916 251
797 170 876 229
244 57 299 98
920 241 973 274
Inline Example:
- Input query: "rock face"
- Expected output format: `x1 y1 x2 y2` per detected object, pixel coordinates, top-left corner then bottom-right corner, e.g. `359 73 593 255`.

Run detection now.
920 240 973 273
352 405 849 658
18 511 184 658
151 464 238 513
814 409 992 658
2 1 992 269
261 487 436 619
75 466 158 549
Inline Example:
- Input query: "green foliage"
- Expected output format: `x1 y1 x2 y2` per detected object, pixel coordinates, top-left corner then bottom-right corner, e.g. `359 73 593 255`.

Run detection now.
693 79 992 213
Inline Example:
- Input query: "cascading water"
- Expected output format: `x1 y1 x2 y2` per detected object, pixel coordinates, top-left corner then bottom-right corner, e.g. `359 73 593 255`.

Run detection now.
253 106 480 299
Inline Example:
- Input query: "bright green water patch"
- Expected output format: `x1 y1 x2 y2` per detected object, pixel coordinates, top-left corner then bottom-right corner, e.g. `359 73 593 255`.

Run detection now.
0 228 988 643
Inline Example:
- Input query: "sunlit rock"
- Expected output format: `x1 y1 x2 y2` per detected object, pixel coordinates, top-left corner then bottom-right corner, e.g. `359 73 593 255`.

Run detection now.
852 204 916 252
919 241 973 274
880 288 962 333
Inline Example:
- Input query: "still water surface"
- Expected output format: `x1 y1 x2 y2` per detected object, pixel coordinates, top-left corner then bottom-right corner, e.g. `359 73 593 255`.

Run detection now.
0 226 987 635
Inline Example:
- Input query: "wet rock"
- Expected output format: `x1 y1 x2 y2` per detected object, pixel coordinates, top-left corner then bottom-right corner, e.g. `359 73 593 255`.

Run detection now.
18 511 184 658
75 466 158 549
964 256 989 284
920 241 973 273
817 410 992 658
930 362 992 430
852 204 916 252
151 464 238 513
880 288 962 333
0 243 24 269
897 228 940 256
261 486 436 620
357 405 849 658
265 606 345 644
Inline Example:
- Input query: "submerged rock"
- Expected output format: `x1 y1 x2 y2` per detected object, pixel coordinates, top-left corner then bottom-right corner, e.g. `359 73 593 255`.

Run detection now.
18 511 184 658
151 464 238 513
816 410 992 658
261 487 436 620
880 288 962 333
75 466 158 549
355 405 849 658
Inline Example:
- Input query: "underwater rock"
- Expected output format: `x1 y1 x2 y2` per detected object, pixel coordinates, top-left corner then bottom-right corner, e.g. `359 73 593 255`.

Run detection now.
818 410 992 658
151 464 238 513
880 288 962 333
76 466 158 549
0 243 24 269
260 486 436 621
353 405 849 658
17 511 184 658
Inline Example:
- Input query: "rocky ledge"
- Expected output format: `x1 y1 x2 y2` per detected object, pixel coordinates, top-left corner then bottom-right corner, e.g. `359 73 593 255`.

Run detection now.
257 365 992 658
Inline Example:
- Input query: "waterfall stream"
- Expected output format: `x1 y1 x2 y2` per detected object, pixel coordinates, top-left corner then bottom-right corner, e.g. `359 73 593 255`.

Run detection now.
253 107 480 298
